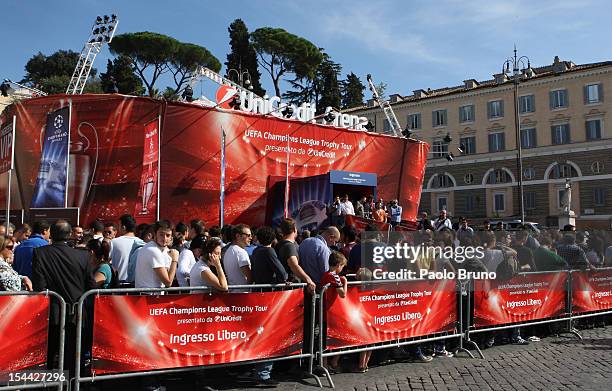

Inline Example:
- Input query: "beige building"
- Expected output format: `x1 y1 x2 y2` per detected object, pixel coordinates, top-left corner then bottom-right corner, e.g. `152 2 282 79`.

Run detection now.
349 56 612 229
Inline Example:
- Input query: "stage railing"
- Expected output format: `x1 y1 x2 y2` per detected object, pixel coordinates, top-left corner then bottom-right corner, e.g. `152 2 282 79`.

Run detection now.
0 290 67 391
72 284 321 391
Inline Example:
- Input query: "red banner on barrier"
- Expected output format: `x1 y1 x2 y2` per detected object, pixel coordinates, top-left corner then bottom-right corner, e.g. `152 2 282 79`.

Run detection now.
572 269 612 314
92 289 304 374
473 272 568 327
0 295 49 371
326 279 456 350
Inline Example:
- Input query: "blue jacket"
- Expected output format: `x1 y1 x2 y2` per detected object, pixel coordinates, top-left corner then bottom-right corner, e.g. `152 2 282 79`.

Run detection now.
13 234 49 278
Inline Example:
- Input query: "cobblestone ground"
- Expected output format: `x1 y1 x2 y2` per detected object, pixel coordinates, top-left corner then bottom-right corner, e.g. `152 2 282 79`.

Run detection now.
93 325 612 391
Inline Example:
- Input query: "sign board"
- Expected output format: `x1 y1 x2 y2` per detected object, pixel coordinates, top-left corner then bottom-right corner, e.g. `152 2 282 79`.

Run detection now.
28 207 80 226
329 170 377 187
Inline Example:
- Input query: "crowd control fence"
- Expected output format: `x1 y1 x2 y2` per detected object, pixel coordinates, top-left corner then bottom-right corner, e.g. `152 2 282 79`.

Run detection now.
318 278 462 388
72 284 322 391
569 267 612 326
0 290 67 391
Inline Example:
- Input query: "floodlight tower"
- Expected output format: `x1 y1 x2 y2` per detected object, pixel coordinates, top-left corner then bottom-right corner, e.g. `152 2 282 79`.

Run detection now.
66 14 119 95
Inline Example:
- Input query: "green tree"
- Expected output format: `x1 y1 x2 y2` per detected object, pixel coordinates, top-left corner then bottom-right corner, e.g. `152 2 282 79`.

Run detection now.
284 52 341 114
250 27 322 97
100 56 145 95
21 50 98 94
341 72 365 109
167 42 221 98
109 32 180 96
225 19 265 96
318 56 342 112
375 81 388 101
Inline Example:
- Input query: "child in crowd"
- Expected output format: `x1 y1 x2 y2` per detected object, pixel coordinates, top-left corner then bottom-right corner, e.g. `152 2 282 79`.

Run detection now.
320 251 348 373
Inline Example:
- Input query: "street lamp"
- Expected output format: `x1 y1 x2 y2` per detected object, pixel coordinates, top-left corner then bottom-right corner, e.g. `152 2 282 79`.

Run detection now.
502 46 530 224
226 67 253 90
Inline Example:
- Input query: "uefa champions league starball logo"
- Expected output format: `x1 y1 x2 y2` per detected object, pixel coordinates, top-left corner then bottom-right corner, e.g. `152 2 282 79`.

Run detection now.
54 115 64 129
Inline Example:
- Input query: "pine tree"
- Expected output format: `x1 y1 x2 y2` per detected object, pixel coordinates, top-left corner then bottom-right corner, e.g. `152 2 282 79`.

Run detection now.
341 72 365 109
318 56 342 112
100 56 145 95
225 19 265 96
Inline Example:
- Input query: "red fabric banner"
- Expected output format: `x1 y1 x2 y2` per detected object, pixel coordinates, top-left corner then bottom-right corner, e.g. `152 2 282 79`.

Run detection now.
5 94 428 227
134 119 159 222
325 279 456 350
0 120 14 174
91 289 304 374
0 295 49 371
473 272 568 327
571 269 612 314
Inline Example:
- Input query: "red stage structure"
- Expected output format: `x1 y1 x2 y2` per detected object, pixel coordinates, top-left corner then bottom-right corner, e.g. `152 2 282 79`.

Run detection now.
0 94 428 227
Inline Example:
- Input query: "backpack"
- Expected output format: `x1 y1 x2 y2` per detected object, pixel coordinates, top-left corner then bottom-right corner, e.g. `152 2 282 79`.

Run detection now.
496 245 518 280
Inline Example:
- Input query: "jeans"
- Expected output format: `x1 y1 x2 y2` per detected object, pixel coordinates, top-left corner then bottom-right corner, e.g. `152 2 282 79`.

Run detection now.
255 362 273 380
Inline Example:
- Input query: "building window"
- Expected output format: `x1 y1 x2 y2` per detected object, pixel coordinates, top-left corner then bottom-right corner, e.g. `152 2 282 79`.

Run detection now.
464 173 474 184
432 139 449 159
432 174 453 189
383 119 391 132
459 136 476 155
494 193 505 212
551 124 571 144
594 188 607 206
521 127 537 148
584 83 603 104
519 95 535 114
524 191 536 210
551 163 577 179
465 194 477 212
523 167 536 180
437 196 448 213
585 119 602 140
487 169 512 184
488 132 505 152
487 100 504 119
432 110 447 127
407 113 421 130
550 89 568 109
459 105 475 123
591 161 603 174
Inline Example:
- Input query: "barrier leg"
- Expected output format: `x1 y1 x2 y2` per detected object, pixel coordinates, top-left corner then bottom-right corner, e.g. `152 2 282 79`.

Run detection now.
316 290 334 389
453 280 477 359
566 271 583 341
305 291 323 388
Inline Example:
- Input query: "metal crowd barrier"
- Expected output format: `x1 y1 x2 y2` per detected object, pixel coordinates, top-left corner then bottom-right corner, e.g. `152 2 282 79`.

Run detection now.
0 290 67 391
568 267 612 328
72 283 321 391
466 270 581 352
317 279 463 388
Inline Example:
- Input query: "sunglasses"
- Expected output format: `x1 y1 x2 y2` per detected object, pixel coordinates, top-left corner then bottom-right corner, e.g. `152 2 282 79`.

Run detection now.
104 231 114 235
240 232 252 237
6 245 13 249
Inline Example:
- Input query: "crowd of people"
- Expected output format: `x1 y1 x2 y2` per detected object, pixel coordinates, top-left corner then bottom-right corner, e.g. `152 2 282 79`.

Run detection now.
330 195 404 226
0 211 611 386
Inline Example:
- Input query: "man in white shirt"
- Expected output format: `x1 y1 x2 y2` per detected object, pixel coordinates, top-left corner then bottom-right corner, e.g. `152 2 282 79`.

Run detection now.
111 214 142 282
339 194 355 216
388 199 403 227
135 220 179 288
433 210 453 231
222 224 252 286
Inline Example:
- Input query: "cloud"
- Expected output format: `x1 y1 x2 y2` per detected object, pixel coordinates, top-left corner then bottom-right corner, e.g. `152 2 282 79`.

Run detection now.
319 3 453 65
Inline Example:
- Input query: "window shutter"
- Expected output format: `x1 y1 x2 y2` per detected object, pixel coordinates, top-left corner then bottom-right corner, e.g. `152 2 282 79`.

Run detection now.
500 101 504 117
551 126 556 144
432 111 436 127
488 134 493 152
487 102 491 118
583 85 589 104
549 91 554 109
532 129 537 147
500 133 505 150
599 83 604 102
530 95 535 112
564 89 569 107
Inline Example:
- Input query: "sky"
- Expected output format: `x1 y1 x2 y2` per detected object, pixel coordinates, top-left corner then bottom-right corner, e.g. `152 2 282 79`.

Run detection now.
2 0 611 101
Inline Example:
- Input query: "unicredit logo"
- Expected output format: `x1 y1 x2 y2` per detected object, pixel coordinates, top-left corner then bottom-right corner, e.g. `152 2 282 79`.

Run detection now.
216 85 237 109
